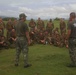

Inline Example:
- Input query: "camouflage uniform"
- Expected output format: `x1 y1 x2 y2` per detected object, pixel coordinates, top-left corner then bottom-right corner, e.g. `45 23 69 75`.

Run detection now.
29 19 36 44
38 31 45 44
6 19 13 40
60 33 68 47
67 12 76 66
0 18 5 36
0 36 9 49
68 38 76 65
46 19 54 35
0 29 3 36
15 13 29 67
29 18 36 31
52 27 60 46
60 19 66 35
8 29 16 48
37 18 45 31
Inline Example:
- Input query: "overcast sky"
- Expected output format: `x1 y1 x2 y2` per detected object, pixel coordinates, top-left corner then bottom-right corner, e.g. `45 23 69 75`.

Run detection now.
0 0 76 19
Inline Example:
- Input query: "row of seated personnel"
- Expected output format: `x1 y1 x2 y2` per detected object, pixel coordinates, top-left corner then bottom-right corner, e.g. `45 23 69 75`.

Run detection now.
0 27 68 50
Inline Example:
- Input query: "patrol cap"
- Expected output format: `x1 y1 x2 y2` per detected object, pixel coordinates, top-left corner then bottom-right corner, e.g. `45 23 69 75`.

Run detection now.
49 19 52 22
19 13 27 19
70 12 76 17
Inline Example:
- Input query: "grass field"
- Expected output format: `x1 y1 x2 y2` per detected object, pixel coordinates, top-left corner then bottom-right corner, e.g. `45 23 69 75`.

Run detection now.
0 20 76 75
0 44 76 75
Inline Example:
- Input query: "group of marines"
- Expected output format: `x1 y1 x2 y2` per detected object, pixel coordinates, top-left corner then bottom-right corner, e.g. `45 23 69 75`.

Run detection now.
28 17 68 48
0 17 68 50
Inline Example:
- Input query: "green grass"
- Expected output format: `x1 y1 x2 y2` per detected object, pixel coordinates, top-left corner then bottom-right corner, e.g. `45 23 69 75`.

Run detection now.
0 44 76 75
1 20 75 75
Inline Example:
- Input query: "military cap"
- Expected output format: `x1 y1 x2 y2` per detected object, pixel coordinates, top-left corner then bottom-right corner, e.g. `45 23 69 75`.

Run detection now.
70 12 76 17
19 13 27 19
49 19 52 22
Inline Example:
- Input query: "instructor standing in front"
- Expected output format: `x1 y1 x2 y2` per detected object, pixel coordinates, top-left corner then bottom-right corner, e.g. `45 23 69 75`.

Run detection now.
67 12 76 67
15 13 31 68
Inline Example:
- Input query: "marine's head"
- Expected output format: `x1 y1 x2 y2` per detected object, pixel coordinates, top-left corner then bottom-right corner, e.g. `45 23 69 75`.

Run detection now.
19 13 27 21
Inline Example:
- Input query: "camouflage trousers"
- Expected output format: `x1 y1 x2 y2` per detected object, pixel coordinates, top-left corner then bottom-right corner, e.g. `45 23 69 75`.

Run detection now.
15 37 29 66
68 38 76 65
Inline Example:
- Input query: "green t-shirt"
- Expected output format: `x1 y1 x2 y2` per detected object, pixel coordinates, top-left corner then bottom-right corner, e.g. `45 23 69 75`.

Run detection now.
15 21 29 37
68 20 76 38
